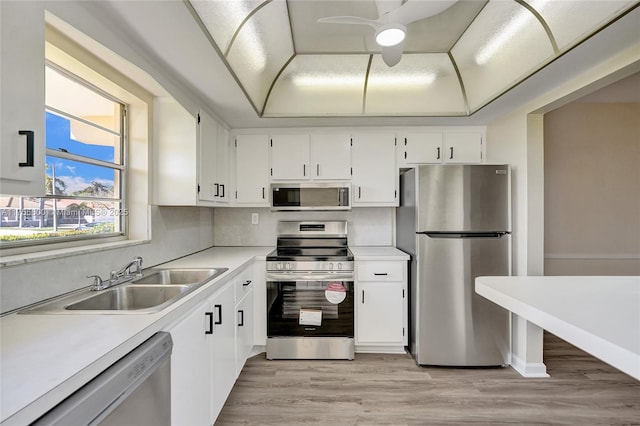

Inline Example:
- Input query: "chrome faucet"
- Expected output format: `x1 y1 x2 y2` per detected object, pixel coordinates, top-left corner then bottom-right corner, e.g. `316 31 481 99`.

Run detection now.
88 256 143 291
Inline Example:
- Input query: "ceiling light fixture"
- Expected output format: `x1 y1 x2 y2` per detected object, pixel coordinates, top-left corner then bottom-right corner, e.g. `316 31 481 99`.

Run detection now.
375 24 407 47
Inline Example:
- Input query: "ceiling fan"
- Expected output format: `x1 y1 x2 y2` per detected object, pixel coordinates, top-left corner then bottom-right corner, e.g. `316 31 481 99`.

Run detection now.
318 0 458 67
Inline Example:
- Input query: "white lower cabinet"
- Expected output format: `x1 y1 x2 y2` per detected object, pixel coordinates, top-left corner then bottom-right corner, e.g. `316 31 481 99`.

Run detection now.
234 265 255 376
168 297 213 426
355 260 407 352
168 264 255 425
210 283 237 421
235 287 254 376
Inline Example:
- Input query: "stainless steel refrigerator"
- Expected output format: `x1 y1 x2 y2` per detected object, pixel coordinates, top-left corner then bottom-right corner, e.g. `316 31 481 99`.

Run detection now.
396 164 511 366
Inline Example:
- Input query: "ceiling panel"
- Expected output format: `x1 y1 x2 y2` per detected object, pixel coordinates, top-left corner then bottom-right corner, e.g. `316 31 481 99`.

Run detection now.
264 54 369 116
525 0 635 51
186 0 639 119
451 0 555 111
225 0 295 111
366 53 467 115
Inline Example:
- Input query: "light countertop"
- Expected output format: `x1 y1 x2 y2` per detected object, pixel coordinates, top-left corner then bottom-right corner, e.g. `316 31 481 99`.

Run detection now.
350 246 410 260
476 276 640 380
0 246 272 425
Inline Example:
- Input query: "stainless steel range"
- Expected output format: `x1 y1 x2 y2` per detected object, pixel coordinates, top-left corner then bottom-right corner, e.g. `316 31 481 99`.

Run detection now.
266 221 355 360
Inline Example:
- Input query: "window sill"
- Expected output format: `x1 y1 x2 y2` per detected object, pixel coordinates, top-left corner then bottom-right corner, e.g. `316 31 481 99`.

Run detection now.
0 239 150 269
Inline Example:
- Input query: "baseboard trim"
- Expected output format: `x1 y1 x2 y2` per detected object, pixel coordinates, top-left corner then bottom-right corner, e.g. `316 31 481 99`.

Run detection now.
355 345 406 354
511 353 550 378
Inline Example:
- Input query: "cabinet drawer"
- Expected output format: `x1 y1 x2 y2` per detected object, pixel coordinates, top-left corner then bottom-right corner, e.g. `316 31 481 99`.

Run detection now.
357 262 404 281
234 268 254 301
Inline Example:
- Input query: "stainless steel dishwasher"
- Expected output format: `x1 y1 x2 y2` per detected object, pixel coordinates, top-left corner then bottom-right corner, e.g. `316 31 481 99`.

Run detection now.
32 332 172 426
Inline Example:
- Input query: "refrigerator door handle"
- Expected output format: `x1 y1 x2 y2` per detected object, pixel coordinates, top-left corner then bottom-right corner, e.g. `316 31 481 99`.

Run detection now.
418 231 509 239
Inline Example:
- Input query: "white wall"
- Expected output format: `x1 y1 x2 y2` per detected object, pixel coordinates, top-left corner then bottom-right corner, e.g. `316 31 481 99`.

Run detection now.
544 101 640 275
486 42 640 277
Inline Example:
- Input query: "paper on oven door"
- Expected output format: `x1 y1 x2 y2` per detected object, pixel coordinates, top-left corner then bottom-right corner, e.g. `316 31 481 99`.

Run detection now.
299 308 322 326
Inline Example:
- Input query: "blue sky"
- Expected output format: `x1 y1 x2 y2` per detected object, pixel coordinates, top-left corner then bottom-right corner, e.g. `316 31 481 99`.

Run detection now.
45 112 116 194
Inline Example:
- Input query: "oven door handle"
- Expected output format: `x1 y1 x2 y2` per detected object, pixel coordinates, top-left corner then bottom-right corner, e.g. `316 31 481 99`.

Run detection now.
266 272 354 281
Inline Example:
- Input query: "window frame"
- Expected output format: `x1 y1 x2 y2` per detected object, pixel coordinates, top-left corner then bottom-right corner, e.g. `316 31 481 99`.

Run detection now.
0 25 152 258
0 62 129 249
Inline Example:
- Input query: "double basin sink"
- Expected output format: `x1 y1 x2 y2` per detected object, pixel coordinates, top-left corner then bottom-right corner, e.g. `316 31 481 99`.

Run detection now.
20 268 228 314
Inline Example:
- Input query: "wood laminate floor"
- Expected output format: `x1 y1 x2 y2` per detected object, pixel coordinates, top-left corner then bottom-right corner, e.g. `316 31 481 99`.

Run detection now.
216 333 640 425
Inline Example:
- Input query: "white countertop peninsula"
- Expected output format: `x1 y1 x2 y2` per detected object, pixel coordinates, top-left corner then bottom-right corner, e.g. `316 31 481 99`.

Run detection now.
476 276 640 380
0 246 272 425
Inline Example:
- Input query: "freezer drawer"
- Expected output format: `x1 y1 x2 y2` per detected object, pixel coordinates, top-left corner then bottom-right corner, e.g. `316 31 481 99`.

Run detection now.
413 233 509 366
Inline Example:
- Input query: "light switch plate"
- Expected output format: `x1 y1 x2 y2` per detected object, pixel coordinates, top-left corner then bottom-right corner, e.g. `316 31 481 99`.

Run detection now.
251 213 259 225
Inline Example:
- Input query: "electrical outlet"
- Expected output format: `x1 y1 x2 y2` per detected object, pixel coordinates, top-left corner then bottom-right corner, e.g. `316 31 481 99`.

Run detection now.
251 213 259 225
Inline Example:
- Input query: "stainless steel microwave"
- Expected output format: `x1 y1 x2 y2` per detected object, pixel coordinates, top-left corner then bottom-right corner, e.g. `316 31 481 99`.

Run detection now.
271 183 351 211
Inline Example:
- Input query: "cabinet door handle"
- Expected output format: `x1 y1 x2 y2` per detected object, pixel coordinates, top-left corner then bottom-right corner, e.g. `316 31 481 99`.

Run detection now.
374 273 388 276
362 290 365 304
205 312 214 334
18 130 35 167
404 151 407 159
238 309 244 327
316 164 320 176
358 186 361 199
436 147 441 160
449 147 454 160
303 164 306 177
242 280 252 287
262 187 265 199
214 183 220 197
214 304 222 325
220 184 225 198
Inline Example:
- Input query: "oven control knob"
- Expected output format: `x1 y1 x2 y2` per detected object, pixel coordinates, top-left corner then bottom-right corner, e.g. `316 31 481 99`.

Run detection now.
276 262 282 270
285 262 292 270
328 263 334 270
337 263 343 270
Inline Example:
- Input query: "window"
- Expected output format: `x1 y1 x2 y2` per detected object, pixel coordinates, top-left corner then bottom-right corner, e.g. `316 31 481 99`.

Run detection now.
0 63 127 246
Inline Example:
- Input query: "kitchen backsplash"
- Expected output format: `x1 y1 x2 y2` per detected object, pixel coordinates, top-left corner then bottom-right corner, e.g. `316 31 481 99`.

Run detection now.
213 207 394 247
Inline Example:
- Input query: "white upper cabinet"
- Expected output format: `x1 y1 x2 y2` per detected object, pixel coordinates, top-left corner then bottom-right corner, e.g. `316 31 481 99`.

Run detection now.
444 131 483 163
309 134 351 180
216 125 231 203
0 1 45 196
398 128 485 167
198 109 229 203
270 134 310 180
399 132 444 165
197 109 219 202
270 133 351 181
154 99 228 206
234 134 270 205
351 133 398 206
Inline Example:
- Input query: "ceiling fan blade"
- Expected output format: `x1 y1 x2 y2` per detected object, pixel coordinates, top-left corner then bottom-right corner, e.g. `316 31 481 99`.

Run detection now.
317 16 381 28
375 0 404 20
390 0 458 25
381 42 404 67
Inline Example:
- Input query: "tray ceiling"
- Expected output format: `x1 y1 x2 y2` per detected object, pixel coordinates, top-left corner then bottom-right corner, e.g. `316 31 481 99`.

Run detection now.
187 0 638 118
